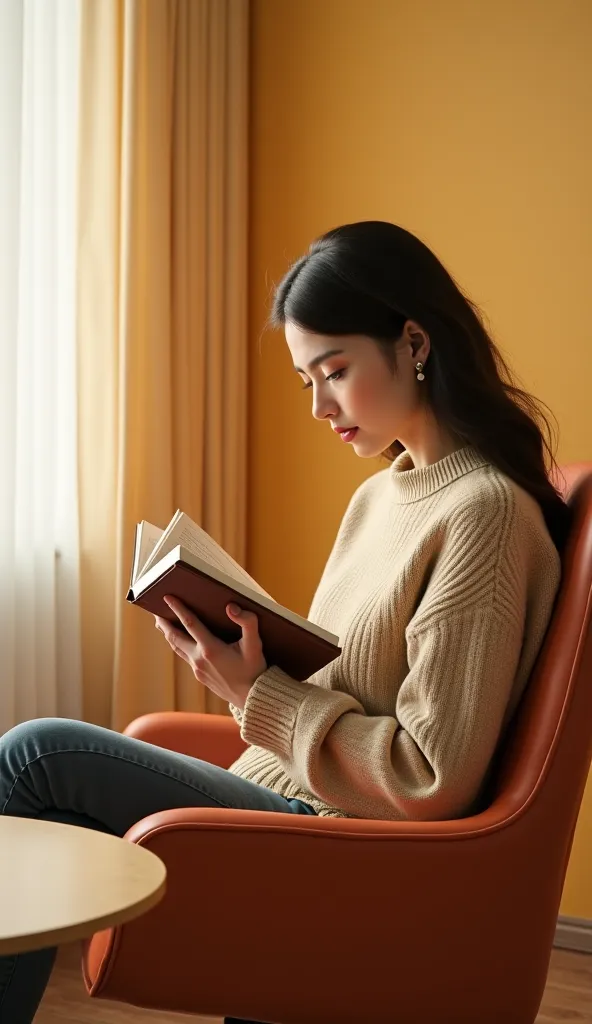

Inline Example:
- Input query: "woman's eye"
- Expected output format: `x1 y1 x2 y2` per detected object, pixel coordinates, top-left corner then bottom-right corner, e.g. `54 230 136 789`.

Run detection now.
300 368 346 391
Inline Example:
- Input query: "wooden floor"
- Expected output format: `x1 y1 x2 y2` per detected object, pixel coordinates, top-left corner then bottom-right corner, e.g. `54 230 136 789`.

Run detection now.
35 944 592 1023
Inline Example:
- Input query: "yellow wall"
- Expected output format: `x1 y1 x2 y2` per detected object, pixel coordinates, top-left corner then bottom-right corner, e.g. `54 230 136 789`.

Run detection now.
249 0 592 915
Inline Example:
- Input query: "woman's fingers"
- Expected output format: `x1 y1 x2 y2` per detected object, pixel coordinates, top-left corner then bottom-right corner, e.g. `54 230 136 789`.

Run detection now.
226 604 266 675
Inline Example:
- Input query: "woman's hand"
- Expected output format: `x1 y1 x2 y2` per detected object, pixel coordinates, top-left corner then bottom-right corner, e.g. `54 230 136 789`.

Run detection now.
154 596 267 710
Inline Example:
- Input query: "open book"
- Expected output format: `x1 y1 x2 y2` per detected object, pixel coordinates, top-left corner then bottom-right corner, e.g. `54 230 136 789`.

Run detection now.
126 510 341 681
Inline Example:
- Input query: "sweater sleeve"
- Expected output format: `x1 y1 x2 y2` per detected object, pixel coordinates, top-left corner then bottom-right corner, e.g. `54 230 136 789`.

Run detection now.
227 703 244 727
239 601 526 820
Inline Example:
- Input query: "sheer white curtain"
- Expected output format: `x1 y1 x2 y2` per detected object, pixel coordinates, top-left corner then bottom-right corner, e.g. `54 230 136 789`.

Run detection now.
0 0 82 729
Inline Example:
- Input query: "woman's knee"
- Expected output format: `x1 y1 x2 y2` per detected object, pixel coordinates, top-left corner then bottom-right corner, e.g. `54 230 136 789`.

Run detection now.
0 718 114 821
0 717 102 766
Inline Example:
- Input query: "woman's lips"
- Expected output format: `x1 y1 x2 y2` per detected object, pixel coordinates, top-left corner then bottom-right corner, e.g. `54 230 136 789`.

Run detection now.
337 428 358 443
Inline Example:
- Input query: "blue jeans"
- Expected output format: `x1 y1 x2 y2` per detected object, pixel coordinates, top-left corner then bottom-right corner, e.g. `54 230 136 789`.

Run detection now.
0 717 316 1023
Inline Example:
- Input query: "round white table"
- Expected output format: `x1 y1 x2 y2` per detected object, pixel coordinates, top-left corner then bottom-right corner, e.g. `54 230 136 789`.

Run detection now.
0 816 166 955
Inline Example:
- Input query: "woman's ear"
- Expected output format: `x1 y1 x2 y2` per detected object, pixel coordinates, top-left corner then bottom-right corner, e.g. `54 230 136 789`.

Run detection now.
404 320 431 365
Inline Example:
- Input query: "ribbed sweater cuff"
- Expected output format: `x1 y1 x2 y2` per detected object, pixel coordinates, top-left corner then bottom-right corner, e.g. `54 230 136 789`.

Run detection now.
240 666 311 757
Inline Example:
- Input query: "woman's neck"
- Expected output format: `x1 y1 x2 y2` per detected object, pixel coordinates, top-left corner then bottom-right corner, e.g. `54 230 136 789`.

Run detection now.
398 414 464 470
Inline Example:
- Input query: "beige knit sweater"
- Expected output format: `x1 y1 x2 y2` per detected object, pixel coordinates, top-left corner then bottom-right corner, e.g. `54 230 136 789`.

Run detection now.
228 446 561 820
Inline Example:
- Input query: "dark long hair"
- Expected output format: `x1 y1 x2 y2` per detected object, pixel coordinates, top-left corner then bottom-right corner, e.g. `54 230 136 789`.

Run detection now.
271 221 571 552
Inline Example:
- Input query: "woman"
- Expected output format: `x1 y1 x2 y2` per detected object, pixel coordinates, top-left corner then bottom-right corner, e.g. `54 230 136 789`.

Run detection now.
0 221 567 1023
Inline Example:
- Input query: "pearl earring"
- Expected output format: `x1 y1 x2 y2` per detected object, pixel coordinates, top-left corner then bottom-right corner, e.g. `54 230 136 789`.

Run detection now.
416 361 425 381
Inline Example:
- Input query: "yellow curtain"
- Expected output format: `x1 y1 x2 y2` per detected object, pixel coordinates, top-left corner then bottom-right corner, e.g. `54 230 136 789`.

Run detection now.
76 0 249 730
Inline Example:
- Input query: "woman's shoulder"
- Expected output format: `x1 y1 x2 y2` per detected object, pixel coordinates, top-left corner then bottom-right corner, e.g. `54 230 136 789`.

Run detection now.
440 464 561 602
448 461 555 549
409 464 561 633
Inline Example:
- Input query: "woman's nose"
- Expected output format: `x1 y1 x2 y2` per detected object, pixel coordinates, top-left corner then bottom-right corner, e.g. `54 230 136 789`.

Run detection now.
312 387 339 421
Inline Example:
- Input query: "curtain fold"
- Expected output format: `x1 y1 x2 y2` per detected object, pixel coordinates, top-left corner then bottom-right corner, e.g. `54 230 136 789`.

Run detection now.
0 0 82 731
77 0 249 730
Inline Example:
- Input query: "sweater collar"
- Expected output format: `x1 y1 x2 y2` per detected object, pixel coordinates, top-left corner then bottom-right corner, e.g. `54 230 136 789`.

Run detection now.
390 445 488 503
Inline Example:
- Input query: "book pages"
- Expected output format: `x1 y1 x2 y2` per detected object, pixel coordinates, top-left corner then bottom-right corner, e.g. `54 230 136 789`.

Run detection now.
137 510 273 599
134 521 165 584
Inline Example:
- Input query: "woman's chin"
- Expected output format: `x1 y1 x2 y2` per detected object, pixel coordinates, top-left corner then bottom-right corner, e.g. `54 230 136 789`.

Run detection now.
351 434 382 459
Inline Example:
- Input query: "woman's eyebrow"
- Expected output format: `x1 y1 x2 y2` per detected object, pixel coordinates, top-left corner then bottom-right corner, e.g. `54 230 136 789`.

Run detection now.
293 348 345 373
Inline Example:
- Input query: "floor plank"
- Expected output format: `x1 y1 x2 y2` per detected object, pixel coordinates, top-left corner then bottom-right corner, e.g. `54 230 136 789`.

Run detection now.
35 944 592 1022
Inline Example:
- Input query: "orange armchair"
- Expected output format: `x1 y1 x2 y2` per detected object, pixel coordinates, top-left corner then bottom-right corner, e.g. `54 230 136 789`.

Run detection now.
82 465 592 1024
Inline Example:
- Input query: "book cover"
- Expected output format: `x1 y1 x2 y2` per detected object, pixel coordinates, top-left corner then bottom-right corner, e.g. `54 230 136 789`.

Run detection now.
127 545 341 682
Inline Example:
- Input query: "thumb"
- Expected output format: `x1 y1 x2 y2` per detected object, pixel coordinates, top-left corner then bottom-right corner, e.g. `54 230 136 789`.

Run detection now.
226 604 262 658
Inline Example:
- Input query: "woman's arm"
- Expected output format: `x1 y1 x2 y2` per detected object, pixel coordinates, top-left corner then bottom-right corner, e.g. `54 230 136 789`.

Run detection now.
237 600 529 821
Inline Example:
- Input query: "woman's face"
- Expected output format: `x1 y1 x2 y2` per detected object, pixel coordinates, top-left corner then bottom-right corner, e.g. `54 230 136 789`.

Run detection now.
285 321 427 458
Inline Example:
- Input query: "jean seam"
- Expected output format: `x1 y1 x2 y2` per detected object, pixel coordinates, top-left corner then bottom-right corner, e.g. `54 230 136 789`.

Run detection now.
1 747 242 816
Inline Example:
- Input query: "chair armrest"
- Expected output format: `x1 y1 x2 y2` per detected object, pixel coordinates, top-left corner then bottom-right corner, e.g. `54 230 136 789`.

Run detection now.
82 805 562 1022
123 711 247 768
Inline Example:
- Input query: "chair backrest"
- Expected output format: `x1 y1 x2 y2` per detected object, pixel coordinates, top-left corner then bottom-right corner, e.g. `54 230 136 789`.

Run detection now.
487 463 592 840
551 461 592 498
